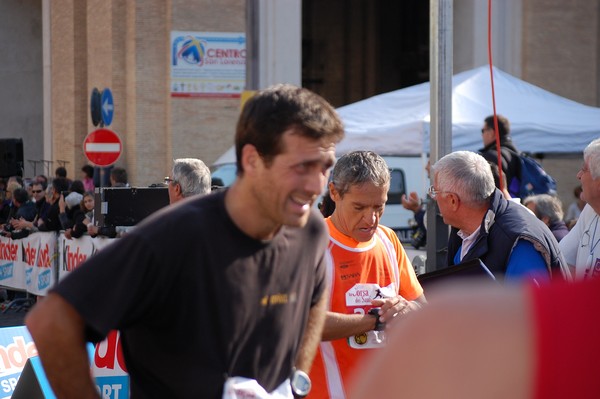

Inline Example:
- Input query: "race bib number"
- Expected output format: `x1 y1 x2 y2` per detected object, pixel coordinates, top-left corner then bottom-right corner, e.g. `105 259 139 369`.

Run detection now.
346 283 395 349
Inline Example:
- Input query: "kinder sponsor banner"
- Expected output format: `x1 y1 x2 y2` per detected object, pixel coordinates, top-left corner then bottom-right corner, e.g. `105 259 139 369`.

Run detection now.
170 31 245 98
56 235 117 282
0 236 24 291
93 331 129 399
26 233 58 295
58 234 94 282
0 326 37 399
26 233 57 296
91 236 115 253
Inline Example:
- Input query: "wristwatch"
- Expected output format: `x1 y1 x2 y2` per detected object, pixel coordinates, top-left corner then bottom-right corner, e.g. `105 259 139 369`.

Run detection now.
290 368 311 398
368 307 386 331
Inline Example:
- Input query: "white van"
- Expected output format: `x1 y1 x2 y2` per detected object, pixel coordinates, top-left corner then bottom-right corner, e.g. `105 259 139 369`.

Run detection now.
210 149 428 244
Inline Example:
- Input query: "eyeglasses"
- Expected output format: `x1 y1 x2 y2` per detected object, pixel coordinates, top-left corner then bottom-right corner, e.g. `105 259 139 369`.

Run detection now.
32 190 43 193
164 177 177 185
427 185 452 199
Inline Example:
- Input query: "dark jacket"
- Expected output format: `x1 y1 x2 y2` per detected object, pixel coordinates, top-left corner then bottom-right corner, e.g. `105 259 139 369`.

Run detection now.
479 138 521 197
38 201 62 232
549 220 569 242
35 197 51 222
446 189 567 280
15 200 37 222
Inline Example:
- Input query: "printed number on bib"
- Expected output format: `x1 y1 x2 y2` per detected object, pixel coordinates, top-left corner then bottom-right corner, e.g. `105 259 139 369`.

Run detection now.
346 283 395 349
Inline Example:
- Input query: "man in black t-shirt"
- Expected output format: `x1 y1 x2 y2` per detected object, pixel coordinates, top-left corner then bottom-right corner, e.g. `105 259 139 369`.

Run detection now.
26 84 345 398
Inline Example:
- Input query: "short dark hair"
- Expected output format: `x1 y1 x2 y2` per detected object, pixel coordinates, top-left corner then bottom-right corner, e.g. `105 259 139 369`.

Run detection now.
36 175 48 186
70 179 85 194
110 167 128 184
12 188 29 205
51 177 70 194
234 84 344 174
81 165 94 178
484 115 510 138
55 166 68 178
33 180 47 191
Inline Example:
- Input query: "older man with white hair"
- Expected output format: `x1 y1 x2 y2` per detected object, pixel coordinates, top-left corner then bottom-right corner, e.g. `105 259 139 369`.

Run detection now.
560 138 600 279
164 158 211 204
430 151 567 281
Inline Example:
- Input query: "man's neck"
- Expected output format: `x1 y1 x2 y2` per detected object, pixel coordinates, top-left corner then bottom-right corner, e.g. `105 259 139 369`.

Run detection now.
224 180 280 241
456 207 488 237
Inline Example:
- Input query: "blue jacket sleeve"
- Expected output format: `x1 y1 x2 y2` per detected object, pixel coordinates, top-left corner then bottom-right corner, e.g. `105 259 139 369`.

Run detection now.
505 239 549 282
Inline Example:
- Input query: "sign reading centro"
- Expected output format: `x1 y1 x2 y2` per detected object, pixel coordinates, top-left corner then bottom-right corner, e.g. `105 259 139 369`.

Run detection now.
83 128 122 167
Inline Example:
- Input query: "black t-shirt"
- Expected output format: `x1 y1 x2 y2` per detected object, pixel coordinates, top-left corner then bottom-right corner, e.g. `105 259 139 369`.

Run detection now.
54 189 328 398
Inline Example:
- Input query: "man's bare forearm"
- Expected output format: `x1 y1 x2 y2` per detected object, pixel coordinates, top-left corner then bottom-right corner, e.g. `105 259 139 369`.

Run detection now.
321 311 377 341
295 292 328 373
26 293 100 399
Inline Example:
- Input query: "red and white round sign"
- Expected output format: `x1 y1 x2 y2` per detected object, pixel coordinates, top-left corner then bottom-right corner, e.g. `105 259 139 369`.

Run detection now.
83 128 122 167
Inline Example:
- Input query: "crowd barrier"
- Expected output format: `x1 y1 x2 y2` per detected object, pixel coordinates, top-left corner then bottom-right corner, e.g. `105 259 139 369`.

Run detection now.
0 232 116 296
0 232 129 399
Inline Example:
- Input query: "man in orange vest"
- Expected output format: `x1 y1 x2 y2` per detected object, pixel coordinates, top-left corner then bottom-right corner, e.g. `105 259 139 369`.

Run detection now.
309 150 426 399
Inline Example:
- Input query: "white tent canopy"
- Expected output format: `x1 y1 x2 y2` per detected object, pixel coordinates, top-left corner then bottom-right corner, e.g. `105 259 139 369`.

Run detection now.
335 65 600 156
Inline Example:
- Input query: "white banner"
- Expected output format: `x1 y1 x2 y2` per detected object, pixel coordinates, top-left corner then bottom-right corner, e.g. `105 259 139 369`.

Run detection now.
26 233 57 296
0 236 24 291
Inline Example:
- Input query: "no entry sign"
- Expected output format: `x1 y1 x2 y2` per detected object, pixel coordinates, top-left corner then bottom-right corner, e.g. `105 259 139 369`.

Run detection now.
83 128 122 167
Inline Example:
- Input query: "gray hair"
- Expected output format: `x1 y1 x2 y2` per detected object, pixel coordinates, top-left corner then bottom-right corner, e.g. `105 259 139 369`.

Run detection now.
431 151 495 205
584 138 600 179
172 158 211 197
523 194 564 223
331 151 390 197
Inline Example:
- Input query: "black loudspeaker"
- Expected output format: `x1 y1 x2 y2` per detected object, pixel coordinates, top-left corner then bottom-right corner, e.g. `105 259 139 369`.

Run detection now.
96 187 170 227
0 138 24 178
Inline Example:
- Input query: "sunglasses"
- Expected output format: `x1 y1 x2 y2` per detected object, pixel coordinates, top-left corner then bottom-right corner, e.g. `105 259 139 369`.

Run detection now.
32 190 43 193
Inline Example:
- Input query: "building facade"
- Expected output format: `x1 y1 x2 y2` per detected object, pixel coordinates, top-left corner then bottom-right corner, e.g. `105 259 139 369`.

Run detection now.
0 0 598 205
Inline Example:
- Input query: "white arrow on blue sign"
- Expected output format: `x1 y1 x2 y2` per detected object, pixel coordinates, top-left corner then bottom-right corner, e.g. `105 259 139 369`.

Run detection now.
101 88 114 126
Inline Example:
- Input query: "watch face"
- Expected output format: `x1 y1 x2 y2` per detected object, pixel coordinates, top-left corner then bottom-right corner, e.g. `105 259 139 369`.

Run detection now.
291 370 311 397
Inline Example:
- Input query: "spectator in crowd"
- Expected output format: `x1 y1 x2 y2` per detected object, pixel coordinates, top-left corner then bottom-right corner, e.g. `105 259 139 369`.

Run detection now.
69 179 85 195
478 114 521 197
430 151 568 281
523 194 569 242
11 181 50 234
0 181 22 223
4 188 36 239
401 159 430 249
565 185 586 229
59 191 83 237
55 166 73 188
165 158 211 204
80 165 95 193
110 167 128 187
35 174 48 187
66 192 95 239
317 191 335 218
13 181 50 231
7 175 23 187
37 178 70 232
10 188 36 222
310 151 425 399
560 138 600 280
26 84 344 398
350 277 600 399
